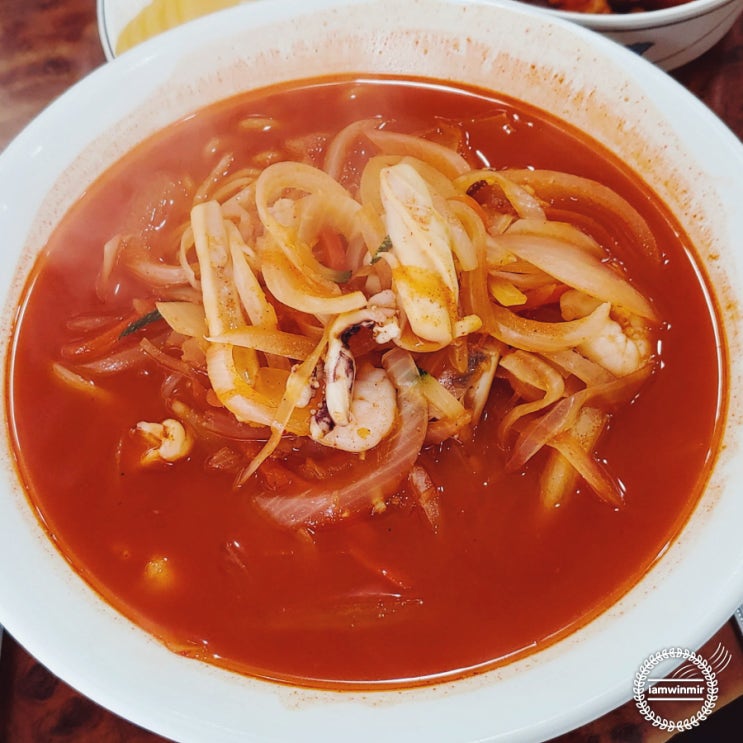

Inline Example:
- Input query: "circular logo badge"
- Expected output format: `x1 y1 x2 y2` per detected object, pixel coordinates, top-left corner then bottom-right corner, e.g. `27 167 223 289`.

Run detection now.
633 647 718 732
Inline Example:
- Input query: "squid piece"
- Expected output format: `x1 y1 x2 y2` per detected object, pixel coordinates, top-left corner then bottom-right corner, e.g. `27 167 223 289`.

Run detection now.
192 200 310 434
379 162 459 346
320 299 400 429
191 200 244 336
311 299 401 452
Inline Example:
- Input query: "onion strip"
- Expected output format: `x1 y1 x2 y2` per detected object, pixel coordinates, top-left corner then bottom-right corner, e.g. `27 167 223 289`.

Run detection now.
454 169 545 219
499 168 660 263
498 350 566 445
494 233 657 321
547 429 624 507
489 302 610 353
210 327 316 360
366 129 470 179
540 406 608 508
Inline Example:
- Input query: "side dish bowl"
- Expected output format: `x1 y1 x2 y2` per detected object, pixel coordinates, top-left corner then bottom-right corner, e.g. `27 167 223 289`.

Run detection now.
97 0 245 59
2 1 743 741
518 0 743 70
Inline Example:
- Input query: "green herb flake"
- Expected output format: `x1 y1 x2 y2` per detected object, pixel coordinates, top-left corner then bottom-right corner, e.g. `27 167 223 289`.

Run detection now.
371 235 393 264
119 308 163 339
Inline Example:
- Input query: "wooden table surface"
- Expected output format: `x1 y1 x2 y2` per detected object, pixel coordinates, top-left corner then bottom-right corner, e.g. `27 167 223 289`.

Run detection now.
1 1 743 741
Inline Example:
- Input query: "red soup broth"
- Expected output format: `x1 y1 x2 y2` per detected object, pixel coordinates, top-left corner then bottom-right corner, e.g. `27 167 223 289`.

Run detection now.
7 77 724 688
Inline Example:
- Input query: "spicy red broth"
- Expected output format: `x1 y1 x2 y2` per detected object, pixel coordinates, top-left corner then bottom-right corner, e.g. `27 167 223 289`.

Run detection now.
7 77 724 687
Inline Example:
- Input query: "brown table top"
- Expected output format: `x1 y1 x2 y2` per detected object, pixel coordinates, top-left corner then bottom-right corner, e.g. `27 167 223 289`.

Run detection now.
1 1 743 741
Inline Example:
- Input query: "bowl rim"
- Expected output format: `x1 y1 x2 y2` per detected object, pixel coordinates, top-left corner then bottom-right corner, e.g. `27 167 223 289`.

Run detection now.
537 0 743 29
3 1 743 741
96 0 116 61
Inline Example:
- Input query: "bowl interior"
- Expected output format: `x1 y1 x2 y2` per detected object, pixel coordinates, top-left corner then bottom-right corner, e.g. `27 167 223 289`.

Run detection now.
3 1 743 741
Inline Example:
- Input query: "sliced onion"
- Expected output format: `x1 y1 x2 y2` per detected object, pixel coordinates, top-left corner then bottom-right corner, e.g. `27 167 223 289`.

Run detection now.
485 234 516 268
506 218 605 258
454 169 545 219
460 229 499 334
255 160 362 280
499 168 660 263
51 362 107 397
155 301 207 338
581 362 654 408
494 233 657 321
236 324 330 484
418 371 469 422
381 346 421 389
357 202 388 257
210 168 258 204
261 244 367 316
75 344 148 376
60 309 156 361
540 349 615 386
221 180 258 216
122 246 193 287
489 301 610 353
191 200 244 335
268 591 423 631
506 393 582 472
547 430 624 507
96 234 124 299
324 118 382 181
540 406 607 508
206 343 309 435
139 337 195 378
444 197 483 271
170 399 270 442
65 314 119 333
365 129 470 179
360 154 404 214
489 266 554 291
498 350 566 446
507 362 653 471
153 285 203 303
466 339 502 424
409 464 441 532
193 152 234 204
176 225 199 289
210 327 317 360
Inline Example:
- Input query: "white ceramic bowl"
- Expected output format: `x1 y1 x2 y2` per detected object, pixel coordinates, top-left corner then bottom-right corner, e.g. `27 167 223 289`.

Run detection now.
521 0 743 71
3 1 743 741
